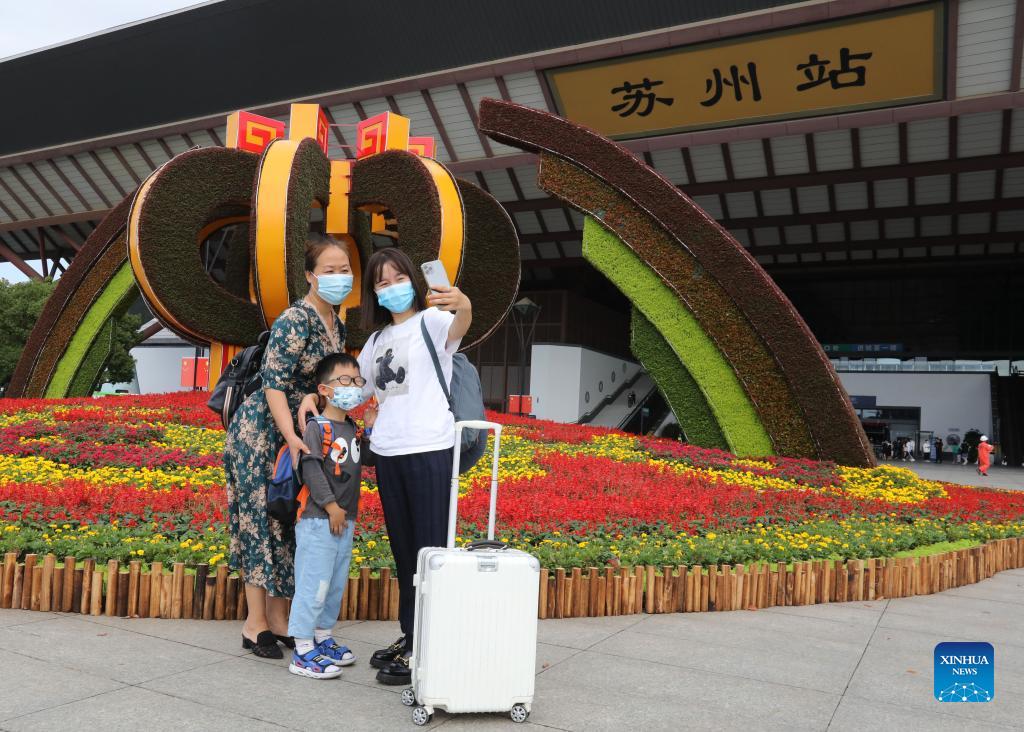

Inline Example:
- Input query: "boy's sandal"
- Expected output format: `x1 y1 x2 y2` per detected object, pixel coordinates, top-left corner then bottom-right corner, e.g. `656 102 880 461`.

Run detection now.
242 630 283 659
318 638 356 666
289 649 343 679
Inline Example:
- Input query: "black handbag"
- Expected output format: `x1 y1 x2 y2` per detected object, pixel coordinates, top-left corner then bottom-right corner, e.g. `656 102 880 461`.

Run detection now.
206 331 270 429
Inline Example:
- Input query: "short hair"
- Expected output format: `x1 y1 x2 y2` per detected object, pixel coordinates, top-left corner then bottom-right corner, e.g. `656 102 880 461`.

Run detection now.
315 352 360 384
304 233 351 273
360 247 428 331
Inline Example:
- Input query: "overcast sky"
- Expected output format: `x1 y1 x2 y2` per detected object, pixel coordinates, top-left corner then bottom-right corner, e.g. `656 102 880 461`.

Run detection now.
0 0 208 61
0 1 208 282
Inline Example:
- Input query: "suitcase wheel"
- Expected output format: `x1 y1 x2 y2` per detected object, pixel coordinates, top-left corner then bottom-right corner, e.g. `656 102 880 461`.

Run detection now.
411 706 432 726
510 704 530 723
401 688 416 707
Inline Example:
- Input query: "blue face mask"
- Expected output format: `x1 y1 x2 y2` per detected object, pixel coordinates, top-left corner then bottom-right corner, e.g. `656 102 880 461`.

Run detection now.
329 385 364 411
314 273 353 306
376 281 416 314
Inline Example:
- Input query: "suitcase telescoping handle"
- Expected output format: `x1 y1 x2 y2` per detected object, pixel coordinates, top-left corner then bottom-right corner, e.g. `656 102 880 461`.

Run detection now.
447 420 502 549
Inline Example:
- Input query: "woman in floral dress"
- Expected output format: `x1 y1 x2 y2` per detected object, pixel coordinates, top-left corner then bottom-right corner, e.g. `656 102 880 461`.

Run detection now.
224 234 352 658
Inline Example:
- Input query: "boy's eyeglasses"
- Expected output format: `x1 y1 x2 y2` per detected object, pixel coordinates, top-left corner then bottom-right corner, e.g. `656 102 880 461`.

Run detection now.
324 375 366 387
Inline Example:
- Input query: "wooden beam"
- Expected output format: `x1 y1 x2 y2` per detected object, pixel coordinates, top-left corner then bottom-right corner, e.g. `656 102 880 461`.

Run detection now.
111 147 142 186
1012 0 1024 90
139 321 164 342
501 150 1024 209
0 209 108 234
9 167 54 217
720 195 1024 230
748 230 1024 257
419 89 459 162
26 162 73 214
68 155 113 207
46 159 91 209
0 172 36 218
53 226 83 252
458 82 494 157
946 0 959 99
37 228 47 278
320 106 354 160
87 151 127 198
0 240 42 280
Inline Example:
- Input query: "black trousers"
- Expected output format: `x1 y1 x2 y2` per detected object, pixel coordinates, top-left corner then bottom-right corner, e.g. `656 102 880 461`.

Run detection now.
374 447 453 640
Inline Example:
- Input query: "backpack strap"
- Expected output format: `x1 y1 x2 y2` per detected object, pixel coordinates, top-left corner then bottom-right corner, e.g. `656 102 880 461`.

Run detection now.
295 416 337 521
420 316 454 414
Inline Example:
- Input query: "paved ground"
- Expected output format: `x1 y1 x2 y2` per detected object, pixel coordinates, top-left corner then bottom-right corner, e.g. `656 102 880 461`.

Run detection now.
882 460 1024 491
1 568 1022 731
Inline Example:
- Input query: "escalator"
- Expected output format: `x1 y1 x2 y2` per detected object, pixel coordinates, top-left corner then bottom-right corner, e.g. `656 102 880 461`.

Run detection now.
577 369 669 434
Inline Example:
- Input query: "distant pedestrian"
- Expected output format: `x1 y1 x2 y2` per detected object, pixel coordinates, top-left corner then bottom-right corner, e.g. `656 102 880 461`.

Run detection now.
977 436 994 477
906 438 916 462
951 442 960 464
934 437 943 464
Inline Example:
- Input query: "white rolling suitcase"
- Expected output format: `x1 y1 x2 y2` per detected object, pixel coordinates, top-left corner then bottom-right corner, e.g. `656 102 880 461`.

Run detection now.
401 420 540 726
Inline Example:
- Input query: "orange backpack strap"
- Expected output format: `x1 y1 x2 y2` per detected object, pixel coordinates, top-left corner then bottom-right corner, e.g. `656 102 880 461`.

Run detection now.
295 418 336 521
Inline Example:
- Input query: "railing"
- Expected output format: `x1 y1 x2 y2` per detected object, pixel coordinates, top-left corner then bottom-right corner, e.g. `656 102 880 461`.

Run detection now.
832 361 998 373
577 369 649 425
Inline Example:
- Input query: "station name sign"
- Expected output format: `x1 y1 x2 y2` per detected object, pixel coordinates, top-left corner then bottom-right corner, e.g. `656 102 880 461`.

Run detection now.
544 3 943 139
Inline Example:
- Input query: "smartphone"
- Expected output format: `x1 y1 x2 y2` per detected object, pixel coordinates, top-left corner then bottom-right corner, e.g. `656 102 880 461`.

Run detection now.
420 259 450 292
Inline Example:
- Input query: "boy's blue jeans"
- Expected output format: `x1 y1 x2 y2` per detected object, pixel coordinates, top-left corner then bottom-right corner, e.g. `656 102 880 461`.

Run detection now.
288 518 354 640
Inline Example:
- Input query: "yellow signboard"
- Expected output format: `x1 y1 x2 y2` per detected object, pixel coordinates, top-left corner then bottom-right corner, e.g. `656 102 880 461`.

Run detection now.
545 3 943 139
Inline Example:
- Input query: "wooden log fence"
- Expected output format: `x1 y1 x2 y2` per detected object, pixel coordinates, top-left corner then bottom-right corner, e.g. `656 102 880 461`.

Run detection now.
0 537 1021 621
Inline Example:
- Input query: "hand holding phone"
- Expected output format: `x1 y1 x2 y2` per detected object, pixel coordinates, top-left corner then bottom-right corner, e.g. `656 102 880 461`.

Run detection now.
420 259 451 293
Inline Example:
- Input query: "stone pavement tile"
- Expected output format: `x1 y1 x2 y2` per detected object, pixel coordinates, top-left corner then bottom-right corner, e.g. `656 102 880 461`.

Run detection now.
528 650 838 731
884 461 1024 492
324 619 400 647
941 573 1024 606
846 625 1024 727
630 605 876 649
2 686 286 732
829 695 1016 732
138 655 410 731
0 610 57 629
67 615 250 657
534 642 579 675
760 599 886 627
0 648 124 722
590 626 862 694
534 614 644 650
882 594 1024 648
435 714 562 730
0 615 226 685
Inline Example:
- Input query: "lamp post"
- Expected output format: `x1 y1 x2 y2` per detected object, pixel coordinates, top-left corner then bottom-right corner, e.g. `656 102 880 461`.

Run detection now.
510 297 541 416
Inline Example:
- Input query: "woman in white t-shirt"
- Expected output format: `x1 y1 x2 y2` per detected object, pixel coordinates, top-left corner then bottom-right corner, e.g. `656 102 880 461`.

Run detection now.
300 247 471 686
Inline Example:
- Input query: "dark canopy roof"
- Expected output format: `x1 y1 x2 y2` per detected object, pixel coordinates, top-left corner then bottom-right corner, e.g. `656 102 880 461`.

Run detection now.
0 0 790 156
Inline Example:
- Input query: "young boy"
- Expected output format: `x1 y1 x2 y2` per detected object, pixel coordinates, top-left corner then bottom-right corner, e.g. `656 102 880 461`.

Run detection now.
288 353 375 679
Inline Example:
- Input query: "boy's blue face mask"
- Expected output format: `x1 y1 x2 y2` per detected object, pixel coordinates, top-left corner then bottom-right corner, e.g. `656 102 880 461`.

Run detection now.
376 281 416 313
329 385 364 411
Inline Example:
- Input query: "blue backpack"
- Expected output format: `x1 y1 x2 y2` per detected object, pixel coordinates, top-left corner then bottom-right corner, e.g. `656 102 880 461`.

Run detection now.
267 416 335 524
419 318 487 474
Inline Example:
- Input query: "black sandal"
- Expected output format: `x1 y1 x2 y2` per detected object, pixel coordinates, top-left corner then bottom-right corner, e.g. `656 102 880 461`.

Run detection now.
242 630 283 659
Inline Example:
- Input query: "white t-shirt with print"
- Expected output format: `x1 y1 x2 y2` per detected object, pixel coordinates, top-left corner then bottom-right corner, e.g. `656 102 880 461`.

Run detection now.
357 307 460 457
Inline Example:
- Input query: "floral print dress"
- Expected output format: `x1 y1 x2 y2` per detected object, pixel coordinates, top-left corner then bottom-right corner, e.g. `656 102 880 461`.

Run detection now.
224 300 344 597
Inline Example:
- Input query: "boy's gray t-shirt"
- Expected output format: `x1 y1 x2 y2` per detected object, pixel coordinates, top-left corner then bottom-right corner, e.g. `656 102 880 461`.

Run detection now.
299 416 365 520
